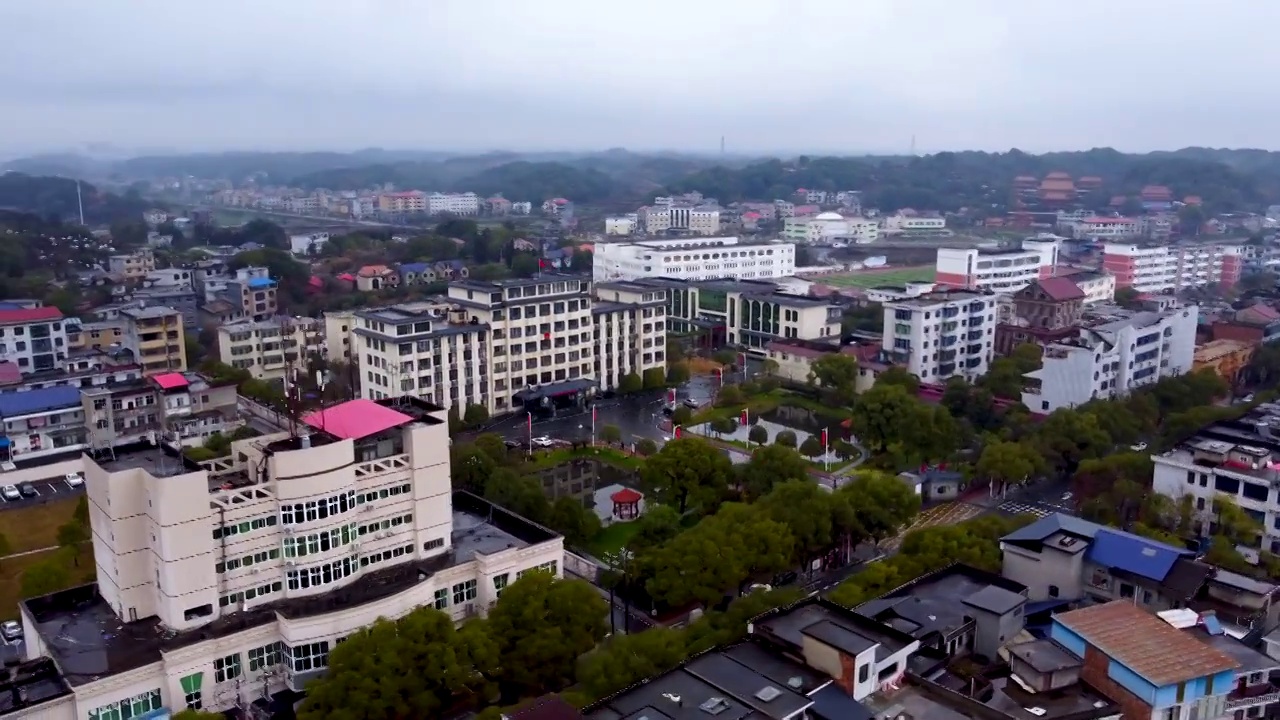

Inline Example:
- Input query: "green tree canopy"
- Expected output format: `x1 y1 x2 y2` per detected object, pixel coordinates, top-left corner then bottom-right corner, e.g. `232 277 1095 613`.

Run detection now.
738 444 810 501
808 353 860 406
640 437 732 514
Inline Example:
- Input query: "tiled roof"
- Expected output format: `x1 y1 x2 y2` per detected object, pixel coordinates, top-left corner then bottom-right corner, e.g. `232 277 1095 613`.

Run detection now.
1057 601 1238 686
0 306 62 324
1036 277 1086 302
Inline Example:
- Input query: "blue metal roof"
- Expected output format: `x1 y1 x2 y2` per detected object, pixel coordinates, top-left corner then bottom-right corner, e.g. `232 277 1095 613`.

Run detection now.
1085 528 1191 583
397 262 431 274
246 277 276 289
0 386 83 418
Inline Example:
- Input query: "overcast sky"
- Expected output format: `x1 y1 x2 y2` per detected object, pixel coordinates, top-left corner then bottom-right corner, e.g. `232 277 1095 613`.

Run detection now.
2 0 1277 156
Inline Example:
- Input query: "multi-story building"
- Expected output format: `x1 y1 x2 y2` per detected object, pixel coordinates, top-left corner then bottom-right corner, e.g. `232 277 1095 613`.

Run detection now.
0 386 87 463
377 190 427 213
131 288 202 328
935 240 1061 294
1069 217 1141 239
781 212 879 244
593 236 796 283
638 204 721 236
882 214 948 236
1192 339 1255 387
510 201 532 215
604 215 637 236
14 397 564 718
994 278 1086 356
218 317 324 380
1022 303 1198 413
82 371 242 453
649 278 841 350
427 192 480 216
0 305 68 374
881 290 999 382
1102 241 1245 293
120 306 187 377
323 310 358 365
590 282 669 389
352 302 490 411
108 249 156 280
70 320 125 352
1065 270 1116 305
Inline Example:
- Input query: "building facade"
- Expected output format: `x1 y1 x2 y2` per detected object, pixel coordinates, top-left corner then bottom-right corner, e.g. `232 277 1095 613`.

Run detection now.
881 290 999 382
1102 242 1245 293
16 397 563 719
120 306 187 377
994 278 1086 356
593 237 796 283
638 204 721 236
218 318 324 381
1022 304 1198 413
0 305 68 375
935 240 1061 294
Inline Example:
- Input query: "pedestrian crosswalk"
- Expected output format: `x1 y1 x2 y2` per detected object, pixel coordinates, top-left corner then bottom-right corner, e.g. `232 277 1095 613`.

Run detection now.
998 501 1073 518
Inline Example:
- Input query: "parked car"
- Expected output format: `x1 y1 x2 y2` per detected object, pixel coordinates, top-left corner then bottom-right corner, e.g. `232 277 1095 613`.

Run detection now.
17 483 36 498
1129 442 1149 452
65 473 84 488
503 440 524 450
682 399 701 409
1 485 19 501
530 436 555 448
0 620 20 642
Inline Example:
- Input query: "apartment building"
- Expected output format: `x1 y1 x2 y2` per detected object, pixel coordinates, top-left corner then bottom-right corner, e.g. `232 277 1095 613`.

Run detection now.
1069 217 1141 239
1102 241 1245 293
108 249 156 280
881 290 998 382
593 236 796 282
377 191 427 213
82 371 242 453
353 302 490 411
935 240 1061 294
120 306 187 377
1022 303 1198 413
591 282 669 390
781 212 880 244
0 386 87 462
638 204 721 236
323 310 358 364
0 305 68 374
511 201 532 215
218 317 324 381
1066 271 1116 305
427 192 480 216
882 214 948 236
14 397 563 718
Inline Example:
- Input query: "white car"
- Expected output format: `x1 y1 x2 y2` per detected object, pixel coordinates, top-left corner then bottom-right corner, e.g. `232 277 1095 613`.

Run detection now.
1130 442 1149 452
0 620 21 642
65 473 84 488
530 436 555 448
0 485 18 501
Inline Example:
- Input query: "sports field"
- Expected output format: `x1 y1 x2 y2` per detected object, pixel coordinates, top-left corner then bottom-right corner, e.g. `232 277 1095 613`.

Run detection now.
817 265 936 289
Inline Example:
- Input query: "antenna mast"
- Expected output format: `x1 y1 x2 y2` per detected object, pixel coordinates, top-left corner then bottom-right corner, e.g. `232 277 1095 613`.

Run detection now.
76 180 85 226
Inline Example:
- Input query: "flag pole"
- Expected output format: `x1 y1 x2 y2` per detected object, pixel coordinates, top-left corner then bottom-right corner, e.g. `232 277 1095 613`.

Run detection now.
526 411 532 457
591 405 597 447
823 427 830 472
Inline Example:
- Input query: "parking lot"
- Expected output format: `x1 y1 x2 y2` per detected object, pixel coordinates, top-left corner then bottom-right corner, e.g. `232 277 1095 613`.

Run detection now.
0 465 85 511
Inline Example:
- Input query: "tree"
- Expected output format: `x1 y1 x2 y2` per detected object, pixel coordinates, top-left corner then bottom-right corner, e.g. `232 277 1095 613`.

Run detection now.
599 424 623 445
644 503 794 608
715 385 746 407
759 481 844 567
748 424 768 445
874 366 920 394
640 437 732 514
837 470 921 544
577 628 688 701
548 496 602 547
617 373 644 394
636 438 658 456
486 573 609 699
980 357 1030 400
1035 408 1112 475
799 435 824 458
73 495 90 527
738 444 810 501
775 430 798 448
463 403 490 427
21 555 71 598
472 433 511 466
298 606 498 720
666 363 690 385
808 354 860 406
483 468 550 524
642 368 666 390
975 440 1043 494
629 505 683 552
709 417 737 436
56 522 89 565
671 406 693 426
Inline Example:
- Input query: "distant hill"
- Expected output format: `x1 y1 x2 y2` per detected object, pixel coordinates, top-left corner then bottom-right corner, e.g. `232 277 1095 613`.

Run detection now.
0 173 153 225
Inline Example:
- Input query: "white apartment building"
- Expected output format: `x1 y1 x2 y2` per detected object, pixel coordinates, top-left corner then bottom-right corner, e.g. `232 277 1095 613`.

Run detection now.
638 204 721 236
935 240 1060 294
289 232 330 256
1022 303 1198 413
427 192 480 216
324 310 358 364
511 201 532 215
1069 217 1140 239
882 215 948 236
593 236 796 283
882 291 999 382
16 397 563 719
355 277 665 416
1102 242 1245 293
0 305 68 374
605 216 637 236
219 317 325 381
0 385 86 462
1066 271 1116 305
781 213 879 244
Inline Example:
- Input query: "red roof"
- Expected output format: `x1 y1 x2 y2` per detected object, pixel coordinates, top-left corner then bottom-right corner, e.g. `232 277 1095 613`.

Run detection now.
611 488 643 504
0 306 62 324
337 273 356 282
1035 277 1086 302
302 399 412 440
0 361 21 385
151 372 189 390
308 275 324 288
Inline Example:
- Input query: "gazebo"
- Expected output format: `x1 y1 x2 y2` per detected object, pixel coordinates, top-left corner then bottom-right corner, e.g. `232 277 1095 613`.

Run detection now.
610 488 643 520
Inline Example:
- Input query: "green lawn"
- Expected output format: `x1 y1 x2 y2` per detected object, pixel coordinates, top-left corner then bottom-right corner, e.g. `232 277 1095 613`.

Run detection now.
588 521 642 558
819 265 936 289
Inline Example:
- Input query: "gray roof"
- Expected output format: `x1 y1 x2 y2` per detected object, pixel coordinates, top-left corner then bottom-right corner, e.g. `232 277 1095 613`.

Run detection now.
963 585 1027 616
1001 513 1106 544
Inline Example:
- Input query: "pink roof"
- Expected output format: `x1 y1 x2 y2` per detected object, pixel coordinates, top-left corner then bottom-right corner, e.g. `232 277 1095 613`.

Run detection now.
553 198 568 205
0 361 21 385
151 372 189 390
337 273 356 282
0 306 62 324
743 212 762 220
302 399 412 440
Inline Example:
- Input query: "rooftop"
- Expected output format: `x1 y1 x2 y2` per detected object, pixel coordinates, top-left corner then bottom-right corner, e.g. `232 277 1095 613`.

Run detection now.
887 290 991 308
754 597 917 659
0 306 62 325
22 491 557 687
0 657 72 716
301 398 418 440
855 564 1028 642
0 385 83 418
119 305 180 320
1055 601 1239 686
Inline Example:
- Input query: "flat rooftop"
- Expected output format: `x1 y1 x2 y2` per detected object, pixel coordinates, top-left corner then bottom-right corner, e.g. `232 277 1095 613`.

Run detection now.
23 491 557 687
754 598 915 661
97 445 195 478
863 686 971 720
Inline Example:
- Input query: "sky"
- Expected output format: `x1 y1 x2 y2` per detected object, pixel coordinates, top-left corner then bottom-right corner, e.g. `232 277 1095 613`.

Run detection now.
2 0 1279 156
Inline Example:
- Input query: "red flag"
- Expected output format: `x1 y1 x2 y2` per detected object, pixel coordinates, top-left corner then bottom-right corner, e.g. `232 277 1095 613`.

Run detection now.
674 426 683 439
738 352 747 367
592 406 597 422
740 409 749 426
538 258 547 269
667 388 676 404
543 332 551 340
821 428 829 446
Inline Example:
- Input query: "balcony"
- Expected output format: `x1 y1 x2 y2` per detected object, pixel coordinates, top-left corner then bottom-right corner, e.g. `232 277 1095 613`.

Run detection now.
354 453 410 479
1227 683 1280 709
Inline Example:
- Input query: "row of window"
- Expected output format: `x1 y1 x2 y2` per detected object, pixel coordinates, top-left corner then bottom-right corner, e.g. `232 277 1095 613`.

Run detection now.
285 640 331 672
286 555 358 590
284 522 358 558
360 512 413 537
88 689 163 720
212 513 278 540
219 581 284 608
279 484 413 526
361 543 414 567
216 548 281 574
518 561 559 579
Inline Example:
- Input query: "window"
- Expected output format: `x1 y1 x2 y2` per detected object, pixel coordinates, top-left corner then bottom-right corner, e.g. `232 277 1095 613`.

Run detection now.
1119 583 1135 599
424 538 444 552
858 664 870 683
434 588 449 610
287 641 330 672
494 573 509 597
286 556 358 591
180 673 203 710
453 579 477 605
1047 585 1059 598
88 690 163 720
215 652 242 682
249 641 284 671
